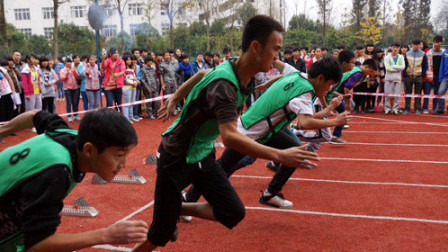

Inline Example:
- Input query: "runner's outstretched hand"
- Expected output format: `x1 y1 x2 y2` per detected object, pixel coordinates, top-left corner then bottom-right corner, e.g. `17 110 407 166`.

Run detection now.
277 145 319 168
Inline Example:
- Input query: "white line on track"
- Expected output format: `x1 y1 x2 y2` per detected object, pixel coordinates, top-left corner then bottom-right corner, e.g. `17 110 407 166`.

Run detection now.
343 142 448 147
245 207 448 224
320 157 448 164
231 175 448 188
114 200 154 224
351 115 448 127
343 130 448 134
92 245 132 251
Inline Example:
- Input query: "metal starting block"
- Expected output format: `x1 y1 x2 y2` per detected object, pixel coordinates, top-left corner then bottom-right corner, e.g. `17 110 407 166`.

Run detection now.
61 197 98 217
143 154 157 165
91 169 147 185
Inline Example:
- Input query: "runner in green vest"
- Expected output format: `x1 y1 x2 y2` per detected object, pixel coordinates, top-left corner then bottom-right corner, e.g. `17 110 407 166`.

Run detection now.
0 109 147 252
183 58 351 210
133 16 318 252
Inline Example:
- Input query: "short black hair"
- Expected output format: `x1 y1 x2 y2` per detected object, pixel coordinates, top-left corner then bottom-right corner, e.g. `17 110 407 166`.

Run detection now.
204 51 213 57
131 55 137 61
308 57 342 83
140 48 148 53
81 54 90 61
362 58 379 71
144 56 154 63
321 47 328 52
401 44 409 50
57 57 63 62
300 46 309 51
0 59 8 66
73 54 80 60
213 52 220 57
26 54 37 63
338 50 355 64
168 48 174 54
366 42 374 47
284 48 292 54
77 108 138 153
131 48 140 54
64 58 73 63
356 44 364 50
196 51 203 56
5 56 13 61
292 47 300 52
392 42 401 47
434 35 443 43
241 15 284 52
223 48 230 54
337 44 345 50
412 39 421 45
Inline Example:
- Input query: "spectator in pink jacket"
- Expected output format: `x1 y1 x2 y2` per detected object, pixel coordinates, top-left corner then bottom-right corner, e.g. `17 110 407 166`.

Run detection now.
83 56 101 110
60 58 81 122
102 48 125 112
21 54 42 112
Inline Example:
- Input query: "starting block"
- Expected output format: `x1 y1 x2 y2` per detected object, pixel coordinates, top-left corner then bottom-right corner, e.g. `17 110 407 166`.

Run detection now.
61 197 98 217
91 169 147 185
143 154 157 165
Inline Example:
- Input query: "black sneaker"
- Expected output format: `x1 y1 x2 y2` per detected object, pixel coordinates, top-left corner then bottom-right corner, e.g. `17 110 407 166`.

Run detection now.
265 161 280 173
402 109 410 115
432 110 443 115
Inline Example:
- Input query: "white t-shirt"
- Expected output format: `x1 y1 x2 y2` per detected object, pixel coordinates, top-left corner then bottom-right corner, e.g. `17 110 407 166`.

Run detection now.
237 65 314 140
0 67 12 96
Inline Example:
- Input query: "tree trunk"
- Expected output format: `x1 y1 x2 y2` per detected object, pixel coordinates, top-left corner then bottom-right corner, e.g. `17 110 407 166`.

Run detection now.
0 0 8 51
119 10 125 53
230 22 233 54
169 21 173 48
206 0 210 50
53 0 59 58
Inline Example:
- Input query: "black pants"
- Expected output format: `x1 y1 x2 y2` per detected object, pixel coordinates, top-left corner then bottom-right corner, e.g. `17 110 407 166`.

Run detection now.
353 82 368 112
0 93 14 122
185 130 301 202
42 97 55 114
148 144 245 247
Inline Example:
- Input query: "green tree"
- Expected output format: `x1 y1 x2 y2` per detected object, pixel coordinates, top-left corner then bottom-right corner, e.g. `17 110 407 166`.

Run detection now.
288 14 318 32
351 0 368 34
210 19 225 36
283 29 320 49
105 31 133 53
237 2 258 26
190 21 207 37
326 26 356 49
57 22 99 56
0 0 7 51
0 23 26 55
26 35 52 55
316 0 332 46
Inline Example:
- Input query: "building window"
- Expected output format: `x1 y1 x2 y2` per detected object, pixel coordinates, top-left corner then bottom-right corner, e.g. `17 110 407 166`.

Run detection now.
42 7 54 19
161 23 169 36
44 27 53 39
71 6 86 18
14 9 30 20
129 24 141 36
129 3 144 16
19 28 32 38
102 25 117 38
102 5 116 17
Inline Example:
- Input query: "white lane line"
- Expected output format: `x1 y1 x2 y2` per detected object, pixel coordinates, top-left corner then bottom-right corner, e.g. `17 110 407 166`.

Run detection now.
351 115 448 127
245 207 448 224
343 130 448 134
232 175 448 188
320 157 448 164
92 245 132 251
114 200 154 224
344 142 448 147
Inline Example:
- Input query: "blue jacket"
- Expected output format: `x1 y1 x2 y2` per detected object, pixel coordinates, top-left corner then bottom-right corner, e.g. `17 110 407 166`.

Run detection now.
439 49 448 80
192 59 207 74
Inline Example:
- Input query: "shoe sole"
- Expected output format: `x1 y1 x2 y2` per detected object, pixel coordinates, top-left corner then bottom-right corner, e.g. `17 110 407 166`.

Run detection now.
258 198 293 209
329 141 346 145
265 165 278 173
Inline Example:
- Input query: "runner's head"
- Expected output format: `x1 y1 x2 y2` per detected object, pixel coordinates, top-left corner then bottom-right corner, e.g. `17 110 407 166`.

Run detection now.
338 50 355 73
361 58 379 79
77 108 138 181
241 15 284 72
307 57 342 97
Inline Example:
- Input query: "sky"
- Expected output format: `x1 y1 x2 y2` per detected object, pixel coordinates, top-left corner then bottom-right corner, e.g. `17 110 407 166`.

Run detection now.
284 0 444 29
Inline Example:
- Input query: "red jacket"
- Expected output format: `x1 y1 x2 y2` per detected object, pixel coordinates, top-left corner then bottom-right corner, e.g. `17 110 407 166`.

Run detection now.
102 58 125 88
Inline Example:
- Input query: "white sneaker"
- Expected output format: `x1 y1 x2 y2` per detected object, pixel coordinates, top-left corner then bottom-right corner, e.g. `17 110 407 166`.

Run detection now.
68 117 74 122
30 127 37 133
329 136 347 144
180 192 192 223
343 124 350 129
423 110 429 114
213 139 224 148
258 190 293 209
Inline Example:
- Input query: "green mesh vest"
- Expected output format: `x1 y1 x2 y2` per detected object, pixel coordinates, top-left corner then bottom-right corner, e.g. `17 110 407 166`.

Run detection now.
241 72 315 143
325 66 363 103
163 60 250 163
0 128 78 251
